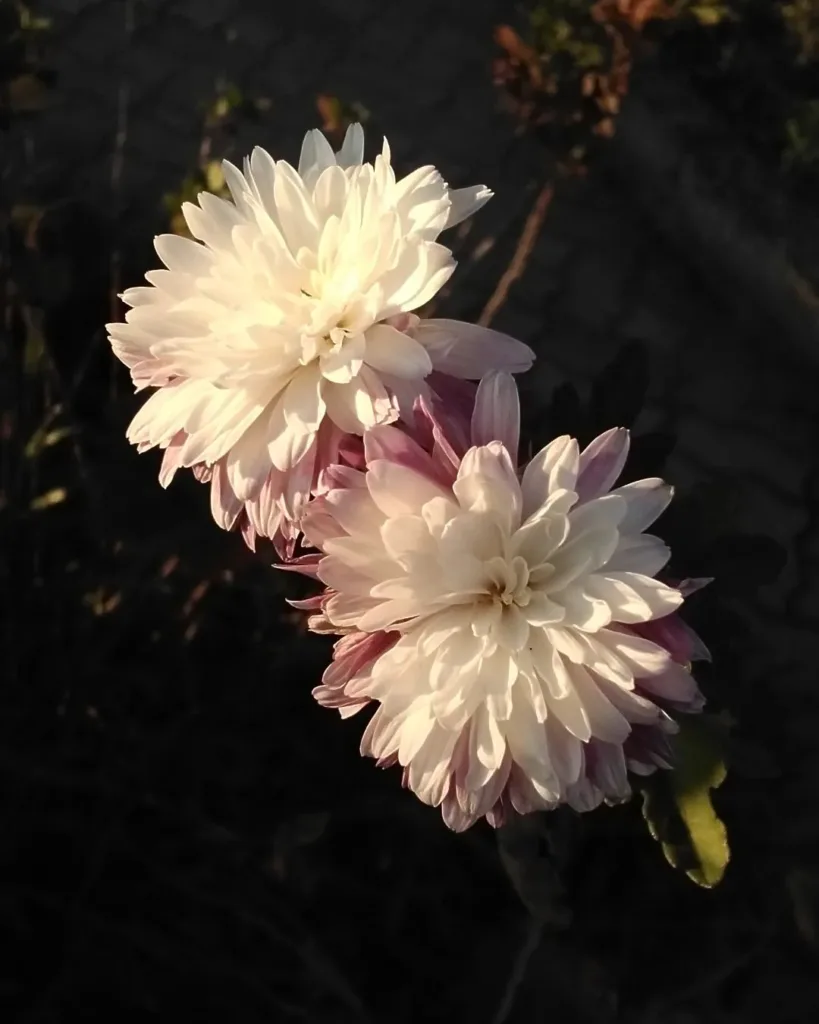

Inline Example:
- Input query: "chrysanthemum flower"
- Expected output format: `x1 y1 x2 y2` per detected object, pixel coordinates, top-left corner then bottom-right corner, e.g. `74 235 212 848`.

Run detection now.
107 124 534 548
300 373 707 830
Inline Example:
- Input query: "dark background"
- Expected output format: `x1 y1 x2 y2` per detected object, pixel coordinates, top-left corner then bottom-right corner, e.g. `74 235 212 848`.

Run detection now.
2 1 819 1021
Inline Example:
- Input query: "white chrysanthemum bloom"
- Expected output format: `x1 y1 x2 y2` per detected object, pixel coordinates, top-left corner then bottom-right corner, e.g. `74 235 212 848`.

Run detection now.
300 374 705 830
107 124 533 548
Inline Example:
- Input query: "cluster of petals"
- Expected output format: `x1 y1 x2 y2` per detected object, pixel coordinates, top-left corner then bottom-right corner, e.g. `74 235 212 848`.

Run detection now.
297 373 708 830
107 124 533 551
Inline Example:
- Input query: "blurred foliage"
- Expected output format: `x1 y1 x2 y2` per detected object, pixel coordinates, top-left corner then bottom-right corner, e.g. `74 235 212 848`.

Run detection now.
0 0 53 126
167 87 371 237
522 341 789 888
492 0 732 168
641 714 730 887
783 0 819 63
0 1 813 1018
784 98 819 169
316 93 371 146
494 0 819 192
164 79 272 236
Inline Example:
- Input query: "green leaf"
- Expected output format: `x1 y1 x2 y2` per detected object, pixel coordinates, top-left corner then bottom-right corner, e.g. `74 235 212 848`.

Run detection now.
22 309 47 375
30 486 67 510
640 714 730 888
204 160 226 194
24 422 72 459
689 4 730 26
18 4 52 31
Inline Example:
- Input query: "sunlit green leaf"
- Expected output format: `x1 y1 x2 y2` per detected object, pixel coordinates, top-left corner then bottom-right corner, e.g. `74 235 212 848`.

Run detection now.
22 311 46 375
30 487 67 510
209 83 243 122
685 0 734 26
641 714 730 888
24 422 72 459
18 4 52 31
204 160 226 194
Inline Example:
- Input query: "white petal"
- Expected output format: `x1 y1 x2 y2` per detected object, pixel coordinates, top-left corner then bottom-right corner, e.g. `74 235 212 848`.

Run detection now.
364 323 433 379
599 628 672 676
611 478 674 533
272 160 320 253
313 164 349 219
319 332 366 385
585 573 683 624
474 703 506 773
453 444 522 532
221 159 254 215
445 185 493 229
336 123 365 168
324 487 384 536
524 591 566 627
565 663 631 744
512 510 569 566
528 629 572 699
567 493 626 536
323 367 396 433
267 393 317 470
606 534 670 576
248 146 279 213
383 243 455 314
408 727 458 807
495 606 529 651
154 234 215 275
397 701 436 766
283 365 325 435
557 587 613 632
224 412 274 500
544 680 592 742
505 694 557 788
298 128 337 179
521 436 580 518
595 678 662 725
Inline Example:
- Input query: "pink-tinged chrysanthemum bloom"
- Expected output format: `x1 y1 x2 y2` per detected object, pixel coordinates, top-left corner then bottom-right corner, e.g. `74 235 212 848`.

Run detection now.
107 124 534 549
299 373 707 830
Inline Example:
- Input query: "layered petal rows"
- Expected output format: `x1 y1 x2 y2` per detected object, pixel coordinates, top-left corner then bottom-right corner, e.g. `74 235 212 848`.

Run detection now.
109 125 533 549
110 121 708 832
300 374 707 830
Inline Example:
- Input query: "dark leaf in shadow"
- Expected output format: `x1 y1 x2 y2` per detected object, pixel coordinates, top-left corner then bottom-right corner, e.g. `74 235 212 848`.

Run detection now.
622 429 677 481
496 810 577 927
590 341 650 433
700 534 787 590
527 381 585 451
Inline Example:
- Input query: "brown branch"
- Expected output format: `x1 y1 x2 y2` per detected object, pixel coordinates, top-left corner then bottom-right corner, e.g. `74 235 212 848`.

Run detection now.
478 180 556 328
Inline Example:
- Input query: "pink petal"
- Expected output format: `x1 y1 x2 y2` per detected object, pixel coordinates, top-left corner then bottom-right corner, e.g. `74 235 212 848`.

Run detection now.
363 424 453 488
158 432 186 487
209 461 244 531
281 438 318 520
470 371 520 455
575 428 630 504
411 319 534 379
